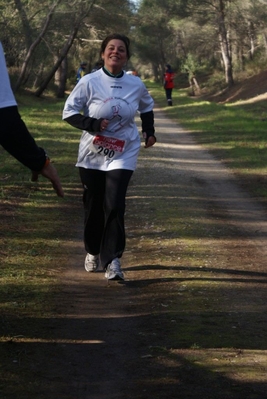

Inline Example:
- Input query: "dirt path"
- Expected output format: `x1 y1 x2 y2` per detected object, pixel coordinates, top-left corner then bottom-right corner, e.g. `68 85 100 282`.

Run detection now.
5 107 267 398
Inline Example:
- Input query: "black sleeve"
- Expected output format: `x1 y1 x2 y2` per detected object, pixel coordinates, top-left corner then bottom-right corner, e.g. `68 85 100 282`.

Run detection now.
140 111 156 143
64 114 103 134
0 106 47 171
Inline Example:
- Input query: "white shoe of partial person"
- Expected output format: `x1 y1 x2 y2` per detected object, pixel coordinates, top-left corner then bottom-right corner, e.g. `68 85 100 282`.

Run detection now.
105 258 124 280
84 253 99 272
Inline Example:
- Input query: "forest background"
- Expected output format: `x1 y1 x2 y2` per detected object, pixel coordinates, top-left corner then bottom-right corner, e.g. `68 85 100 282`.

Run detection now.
2 1 267 396
1 0 267 98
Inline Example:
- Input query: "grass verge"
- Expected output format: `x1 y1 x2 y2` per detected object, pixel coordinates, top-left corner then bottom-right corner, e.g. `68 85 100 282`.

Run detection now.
146 81 267 201
0 93 81 319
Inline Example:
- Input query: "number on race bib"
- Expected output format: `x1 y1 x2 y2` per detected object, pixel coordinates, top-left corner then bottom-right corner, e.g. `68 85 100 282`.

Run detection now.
97 146 115 158
89 135 125 159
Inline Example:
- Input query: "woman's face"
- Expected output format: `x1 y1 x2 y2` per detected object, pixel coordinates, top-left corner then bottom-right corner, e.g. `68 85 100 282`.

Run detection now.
102 39 128 74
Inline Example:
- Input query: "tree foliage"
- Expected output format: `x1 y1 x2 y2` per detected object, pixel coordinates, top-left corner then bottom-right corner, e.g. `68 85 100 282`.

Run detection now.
133 0 267 87
0 0 266 95
0 0 133 95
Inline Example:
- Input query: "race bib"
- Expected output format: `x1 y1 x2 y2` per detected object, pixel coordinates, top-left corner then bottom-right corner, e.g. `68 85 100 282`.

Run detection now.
89 135 125 159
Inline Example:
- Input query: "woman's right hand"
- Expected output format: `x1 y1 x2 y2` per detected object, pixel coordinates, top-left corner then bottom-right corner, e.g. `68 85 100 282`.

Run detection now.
100 119 109 132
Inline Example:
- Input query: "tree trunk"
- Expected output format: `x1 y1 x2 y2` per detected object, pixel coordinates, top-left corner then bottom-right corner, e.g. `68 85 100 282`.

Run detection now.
238 45 245 71
217 0 234 87
34 0 97 97
55 57 68 98
14 0 61 92
34 28 78 97
192 76 200 93
262 31 267 58
13 0 32 50
152 64 160 83
248 21 255 60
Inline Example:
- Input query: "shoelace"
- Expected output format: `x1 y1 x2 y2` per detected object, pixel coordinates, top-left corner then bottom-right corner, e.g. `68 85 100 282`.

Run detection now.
110 259 120 272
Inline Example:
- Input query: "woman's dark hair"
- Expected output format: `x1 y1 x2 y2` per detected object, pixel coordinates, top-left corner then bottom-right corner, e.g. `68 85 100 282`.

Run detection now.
100 34 131 59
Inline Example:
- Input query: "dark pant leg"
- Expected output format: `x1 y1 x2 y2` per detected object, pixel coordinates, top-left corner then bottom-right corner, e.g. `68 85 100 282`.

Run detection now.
165 88 172 100
100 169 133 269
79 168 106 255
165 89 173 105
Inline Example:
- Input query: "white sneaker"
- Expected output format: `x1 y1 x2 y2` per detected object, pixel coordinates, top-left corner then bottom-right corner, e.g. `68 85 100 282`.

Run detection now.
84 253 99 272
105 258 124 280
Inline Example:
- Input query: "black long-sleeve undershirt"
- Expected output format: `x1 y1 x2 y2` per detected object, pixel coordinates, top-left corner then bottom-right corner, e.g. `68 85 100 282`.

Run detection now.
64 110 155 139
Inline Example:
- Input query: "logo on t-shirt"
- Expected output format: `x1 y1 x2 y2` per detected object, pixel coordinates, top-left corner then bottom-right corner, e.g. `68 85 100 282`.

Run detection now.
95 97 135 133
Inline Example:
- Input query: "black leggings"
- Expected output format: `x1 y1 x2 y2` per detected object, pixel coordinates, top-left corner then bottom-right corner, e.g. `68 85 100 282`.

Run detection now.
79 167 133 269
165 88 172 101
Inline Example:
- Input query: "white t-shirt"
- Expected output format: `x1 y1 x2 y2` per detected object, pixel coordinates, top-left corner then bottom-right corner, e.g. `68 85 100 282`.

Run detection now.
0 42 17 109
63 69 154 171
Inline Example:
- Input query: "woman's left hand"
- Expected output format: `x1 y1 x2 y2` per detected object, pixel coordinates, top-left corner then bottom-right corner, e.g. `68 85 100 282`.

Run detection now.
145 135 156 148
